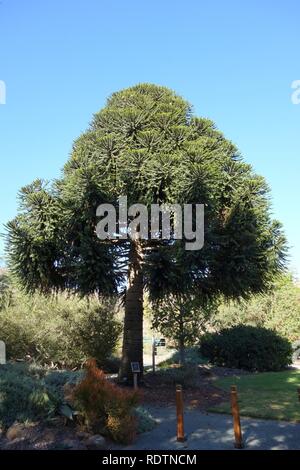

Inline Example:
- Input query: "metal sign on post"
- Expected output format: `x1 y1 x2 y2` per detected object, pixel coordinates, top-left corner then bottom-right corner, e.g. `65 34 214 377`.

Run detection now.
131 362 140 373
131 362 140 390
155 338 166 347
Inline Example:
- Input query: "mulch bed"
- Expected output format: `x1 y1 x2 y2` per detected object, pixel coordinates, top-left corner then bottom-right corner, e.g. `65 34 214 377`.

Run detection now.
141 382 228 410
0 419 88 450
138 365 245 410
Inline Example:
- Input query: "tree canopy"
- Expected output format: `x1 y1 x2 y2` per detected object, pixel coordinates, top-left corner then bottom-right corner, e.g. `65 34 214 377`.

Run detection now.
5 83 287 379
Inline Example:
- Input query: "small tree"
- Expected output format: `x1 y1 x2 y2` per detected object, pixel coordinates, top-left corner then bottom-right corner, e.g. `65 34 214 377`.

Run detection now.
152 295 216 365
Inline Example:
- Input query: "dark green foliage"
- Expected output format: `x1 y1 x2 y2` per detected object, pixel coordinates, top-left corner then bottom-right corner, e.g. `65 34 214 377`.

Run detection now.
200 326 293 371
147 365 199 388
6 84 286 302
101 355 122 374
5 179 119 297
5 84 287 378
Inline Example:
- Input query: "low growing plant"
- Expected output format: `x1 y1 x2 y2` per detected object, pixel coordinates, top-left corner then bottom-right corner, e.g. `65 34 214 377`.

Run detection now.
0 363 60 427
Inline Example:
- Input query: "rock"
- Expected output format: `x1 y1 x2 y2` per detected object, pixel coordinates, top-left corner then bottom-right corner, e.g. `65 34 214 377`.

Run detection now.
59 438 86 450
85 434 106 450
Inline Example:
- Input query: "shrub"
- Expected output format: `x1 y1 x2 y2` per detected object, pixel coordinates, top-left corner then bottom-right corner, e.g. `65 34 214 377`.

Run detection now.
0 363 61 427
150 364 199 388
101 355 122 374
0 287 122 368
133 407 157 434
200 326 293 371
73 359 140 444
106 415 137 445
212 275 300 342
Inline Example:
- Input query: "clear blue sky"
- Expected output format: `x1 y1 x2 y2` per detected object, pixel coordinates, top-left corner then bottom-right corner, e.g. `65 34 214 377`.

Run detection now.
0 0 299 275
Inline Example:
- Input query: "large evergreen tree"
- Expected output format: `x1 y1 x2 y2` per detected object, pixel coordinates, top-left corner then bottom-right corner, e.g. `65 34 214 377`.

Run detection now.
6 84 287 380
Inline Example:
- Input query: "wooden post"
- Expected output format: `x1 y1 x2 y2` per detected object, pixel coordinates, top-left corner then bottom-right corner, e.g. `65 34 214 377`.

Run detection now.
297 387 300 402
152 337 156 374
176 384 185 442
230 385 243 449
133 373 138 390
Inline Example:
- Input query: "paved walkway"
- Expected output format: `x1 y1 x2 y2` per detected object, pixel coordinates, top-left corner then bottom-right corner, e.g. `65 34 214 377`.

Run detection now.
111 406 300 450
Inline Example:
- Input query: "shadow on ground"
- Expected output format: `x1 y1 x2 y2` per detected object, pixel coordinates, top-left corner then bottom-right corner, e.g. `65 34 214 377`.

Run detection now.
110 406 300 450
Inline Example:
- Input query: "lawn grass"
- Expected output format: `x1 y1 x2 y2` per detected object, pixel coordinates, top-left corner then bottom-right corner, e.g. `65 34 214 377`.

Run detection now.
209 369 300 422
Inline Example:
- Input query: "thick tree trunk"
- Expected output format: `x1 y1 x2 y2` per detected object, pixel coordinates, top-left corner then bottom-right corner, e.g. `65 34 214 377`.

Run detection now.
119 242 144 382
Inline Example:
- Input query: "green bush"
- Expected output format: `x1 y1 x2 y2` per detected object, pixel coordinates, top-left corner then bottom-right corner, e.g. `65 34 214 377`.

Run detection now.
0 288 122 368
101 355 122 374
151 364 199 388
212 275 300 342
133 407 157 434
44 369 84 390
0 363 59 427
200 326 293 371
0 363 84 428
